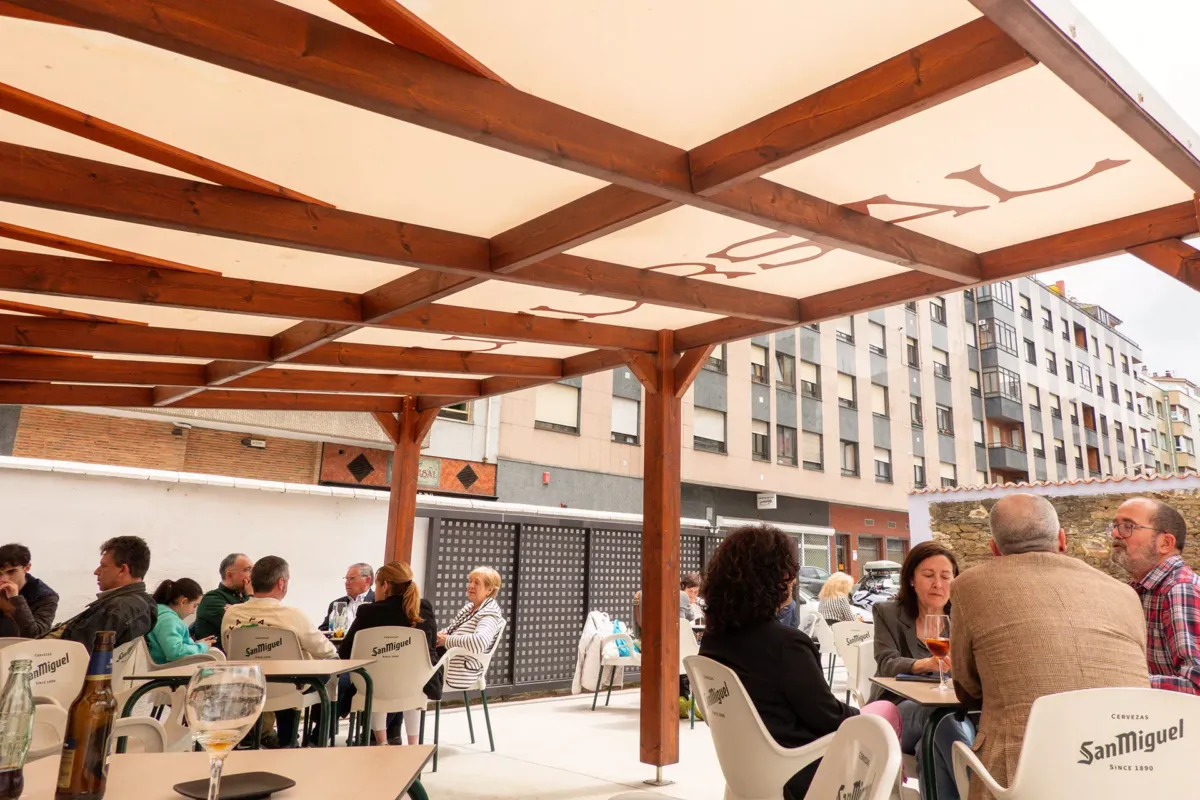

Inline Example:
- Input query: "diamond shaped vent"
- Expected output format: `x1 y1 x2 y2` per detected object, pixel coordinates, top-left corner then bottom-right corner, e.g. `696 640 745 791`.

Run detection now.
456 464 479 490
346 453 375 483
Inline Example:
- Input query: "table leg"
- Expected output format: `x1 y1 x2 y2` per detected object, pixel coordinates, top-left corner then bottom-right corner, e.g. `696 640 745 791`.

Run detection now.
920 707 955 800
282 677 332 748
117 679 180 754
353 667 375 747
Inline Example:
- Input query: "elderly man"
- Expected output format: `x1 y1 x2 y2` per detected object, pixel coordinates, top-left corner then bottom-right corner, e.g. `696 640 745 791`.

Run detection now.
0 543 59 638
320 562 375 632
44 536 157 652
192 552 253 643
1110 496 1200 694
951 493 1149 800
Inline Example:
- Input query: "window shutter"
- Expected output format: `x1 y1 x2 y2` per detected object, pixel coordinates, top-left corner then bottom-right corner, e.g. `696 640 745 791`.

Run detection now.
801 361 818 383
871 384 887 415
837 373 854 400
693 407 726 442
835 317 853 337
869 323 885 349
939 462 956 480
751 420 769 435
534 383 580 428
750 345 768 366
874 447 890 465
803 432 822 462
611 396 639 436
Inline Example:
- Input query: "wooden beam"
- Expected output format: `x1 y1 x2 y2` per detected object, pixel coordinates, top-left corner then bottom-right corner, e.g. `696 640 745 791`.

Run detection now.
0 344 91 358
10 0 979 281
637 330 681 768
1128 239 1200 289
0 221 219 275
0 81 331 206
0 382 410 411
621 350 660 394
385 396 439 562
688 19 1033 194
0 1 72 25
971 0 1200 192
0 354 203 385
227 368 480 397
371 411 400 444
0 297 146 326
673 345 716 399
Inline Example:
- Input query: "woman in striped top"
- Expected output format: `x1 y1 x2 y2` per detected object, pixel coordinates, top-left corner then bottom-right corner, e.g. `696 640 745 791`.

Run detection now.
436 566 505 690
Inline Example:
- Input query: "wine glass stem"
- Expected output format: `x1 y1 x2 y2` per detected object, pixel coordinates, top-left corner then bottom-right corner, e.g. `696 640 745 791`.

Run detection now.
937 658 946 690
206 754 227 800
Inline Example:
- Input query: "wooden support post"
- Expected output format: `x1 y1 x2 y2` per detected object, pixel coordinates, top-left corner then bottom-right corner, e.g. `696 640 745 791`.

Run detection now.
384 397 439 563
627 333 709 771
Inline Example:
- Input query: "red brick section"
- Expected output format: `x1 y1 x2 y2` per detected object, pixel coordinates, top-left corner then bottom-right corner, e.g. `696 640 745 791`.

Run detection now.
12 407 320 484
829 503 911 579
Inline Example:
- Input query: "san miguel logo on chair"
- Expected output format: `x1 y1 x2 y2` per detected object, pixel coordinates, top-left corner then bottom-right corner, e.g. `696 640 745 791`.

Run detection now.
705 682 730 707
34 655 69 679
371 638 412 657
1078 718 1184 767
245 639 283 657
836 779 874 800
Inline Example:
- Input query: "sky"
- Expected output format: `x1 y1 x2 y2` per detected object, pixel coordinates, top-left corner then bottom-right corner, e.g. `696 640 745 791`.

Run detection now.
1035 0 1200 379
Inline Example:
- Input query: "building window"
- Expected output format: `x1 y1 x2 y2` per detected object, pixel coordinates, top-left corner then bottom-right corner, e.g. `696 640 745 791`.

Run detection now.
932 348 950 379
1075 445 1084 470
910 399 924 428
905 301 917 312
1106 345 1116 366
1079 364 1092 392
1095 377 1104 397
906 336 920 368
1045 349 1058 375
837 372 857 409
841 440 859 477
1115 422 1124 442
1172 404 1192 424
1028 384 1041 409
978 281 1014 309
750 344 769 384
936 405 954 436
969 370 981 397
871 384 890 418
800 361 820 399
1019 294 1032 319
930 297 947 324
1092 335 1100 357
1070 401 1080 426
966 323 978 349
1073 322 1089 351
874 448 892 483
776 352 796 390
438 401 471 422
705 344 727 373
1125 390 1134 411
940 462 958 488
913 456 926 488
1176 435 1196 456
1024 339 1037 365
693 407 727 454
978 318 1018 356
1061 317 1069 341
777 425 798 466
1065 360 1075 383
1031 432 1046 459
973 419 985 445
1110 382 1119 404
835 317 855 344
611 395 640 445
1121 354 1130 375
534 383 580 434
752 419 770 461
803 432 824 471
982 366 1022 403
1054 438 1066 464
1049 393 1061 418
868 321 887 355
1041 307 1053 331
1100 414 1108 436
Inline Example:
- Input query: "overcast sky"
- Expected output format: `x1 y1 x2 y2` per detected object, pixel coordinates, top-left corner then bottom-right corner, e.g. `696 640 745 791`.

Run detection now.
1035 0 1200 379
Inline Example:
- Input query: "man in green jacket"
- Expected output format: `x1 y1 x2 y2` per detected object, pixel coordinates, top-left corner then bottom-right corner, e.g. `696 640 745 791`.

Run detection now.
191 552 253 642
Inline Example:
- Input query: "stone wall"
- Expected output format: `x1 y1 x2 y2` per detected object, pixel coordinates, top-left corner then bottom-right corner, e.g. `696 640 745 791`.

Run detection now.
930 490 1200 578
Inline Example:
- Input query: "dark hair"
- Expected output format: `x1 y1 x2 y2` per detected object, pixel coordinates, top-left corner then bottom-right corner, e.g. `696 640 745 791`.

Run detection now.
897 541 960 621
1149 499 1188 552
0 544 31 569
701 525 797 634
219 553 247 579
100 536 151 579
251 556 289 594
680 572 701 590
153 578 204 606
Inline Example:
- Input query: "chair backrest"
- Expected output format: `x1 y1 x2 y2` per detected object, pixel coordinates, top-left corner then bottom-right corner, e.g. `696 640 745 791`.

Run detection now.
109 716 168 754
685 655 828 800
29 698 67 761
812 616 837 655
831 621 873 689
804 714 902 800
0 637 28 649
1 639 87 708
851 639 877 705
225 626 305 661
111 638 151 695
349 626 436 709
1005 688 1200 797
678 623 700 675
466 617 508 691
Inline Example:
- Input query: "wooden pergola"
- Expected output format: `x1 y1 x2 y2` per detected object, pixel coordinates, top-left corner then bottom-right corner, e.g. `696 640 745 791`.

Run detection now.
1 0 1199 772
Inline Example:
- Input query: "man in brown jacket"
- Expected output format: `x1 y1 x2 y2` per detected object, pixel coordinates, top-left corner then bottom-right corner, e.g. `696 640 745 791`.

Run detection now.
951 493 1150 800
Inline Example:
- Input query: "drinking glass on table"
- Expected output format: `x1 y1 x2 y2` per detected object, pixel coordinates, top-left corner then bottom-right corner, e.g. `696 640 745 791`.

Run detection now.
923 614 952 692
330 601 348 638
185 663 267 800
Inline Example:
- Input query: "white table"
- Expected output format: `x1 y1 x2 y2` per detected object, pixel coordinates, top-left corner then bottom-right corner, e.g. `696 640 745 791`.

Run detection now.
24 747 433 800
871 676 964 800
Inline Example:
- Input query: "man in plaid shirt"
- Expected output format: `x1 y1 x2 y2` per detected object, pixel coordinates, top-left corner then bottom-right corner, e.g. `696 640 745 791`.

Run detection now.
1110 497 1200 695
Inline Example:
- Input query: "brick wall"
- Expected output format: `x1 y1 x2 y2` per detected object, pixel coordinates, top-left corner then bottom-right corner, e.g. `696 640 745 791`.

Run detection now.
12 408 320 484
930 490 1200 579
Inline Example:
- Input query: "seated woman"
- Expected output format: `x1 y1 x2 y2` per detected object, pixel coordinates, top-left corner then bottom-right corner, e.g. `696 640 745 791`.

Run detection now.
339 561 438 745
817 572 859 626
148 578 213 663
872 541 975 800
436 566 505 691
698 525 900 800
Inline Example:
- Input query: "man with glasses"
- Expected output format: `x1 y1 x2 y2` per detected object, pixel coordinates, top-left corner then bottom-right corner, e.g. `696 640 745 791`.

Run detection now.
1109 497 1200 695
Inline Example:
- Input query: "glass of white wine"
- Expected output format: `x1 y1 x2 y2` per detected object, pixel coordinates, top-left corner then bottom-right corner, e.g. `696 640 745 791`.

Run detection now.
185 663 267 800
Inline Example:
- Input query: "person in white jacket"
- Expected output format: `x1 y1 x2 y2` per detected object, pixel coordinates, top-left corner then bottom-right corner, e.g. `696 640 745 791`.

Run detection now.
222 555 336 746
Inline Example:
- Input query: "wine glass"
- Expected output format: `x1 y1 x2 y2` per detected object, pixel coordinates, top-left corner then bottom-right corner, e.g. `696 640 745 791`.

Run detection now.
923 615 952 692
185 663 267 800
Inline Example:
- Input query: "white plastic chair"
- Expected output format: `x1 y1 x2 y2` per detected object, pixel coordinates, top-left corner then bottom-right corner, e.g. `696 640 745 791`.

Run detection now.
0 640 87 709
804 714 903 800
0 637 28 649
812 617 839 685
225 626 327 747
831 621 874 704
28 696 67 761
433 618 507 759
849 639 877 707
684 654 833 800
952 687 1200 799
109 715 169 755
346 626 438 749
591 624 641 711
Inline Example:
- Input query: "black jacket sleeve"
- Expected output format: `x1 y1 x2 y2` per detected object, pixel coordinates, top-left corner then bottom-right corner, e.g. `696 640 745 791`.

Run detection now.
782 634 858 737
338 613 363 660
12 591 59 639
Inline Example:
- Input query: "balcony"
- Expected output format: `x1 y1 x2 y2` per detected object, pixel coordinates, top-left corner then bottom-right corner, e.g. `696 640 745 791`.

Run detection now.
984 395 1024 423
988 444 1030 474
1084 427 1099 449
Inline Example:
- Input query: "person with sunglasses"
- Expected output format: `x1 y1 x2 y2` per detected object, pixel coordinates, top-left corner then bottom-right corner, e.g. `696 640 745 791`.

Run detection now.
1109 497 1200 695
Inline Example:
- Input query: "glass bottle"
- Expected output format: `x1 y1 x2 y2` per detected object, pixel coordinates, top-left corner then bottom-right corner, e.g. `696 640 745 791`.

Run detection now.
0 659 35 800
55 632 117 800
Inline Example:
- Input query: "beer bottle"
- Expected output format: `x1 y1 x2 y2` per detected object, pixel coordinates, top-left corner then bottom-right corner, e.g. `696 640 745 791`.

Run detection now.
0 659 35 800
55 632 117 800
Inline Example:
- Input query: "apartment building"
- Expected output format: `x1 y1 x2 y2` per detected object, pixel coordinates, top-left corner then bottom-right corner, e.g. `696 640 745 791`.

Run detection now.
1150 372 1200 475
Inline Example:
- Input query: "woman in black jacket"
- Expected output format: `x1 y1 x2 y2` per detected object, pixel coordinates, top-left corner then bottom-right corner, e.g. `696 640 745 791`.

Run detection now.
338 561 439 745
698 525 900 800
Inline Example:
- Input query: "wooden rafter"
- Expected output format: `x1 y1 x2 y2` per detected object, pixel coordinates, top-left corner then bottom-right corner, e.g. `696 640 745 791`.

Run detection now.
0 382 414 411
370 410 400 444
0 221 219 276
0 0 70 25
1128 239 1200 289
0 82 332 206
0 297 146 326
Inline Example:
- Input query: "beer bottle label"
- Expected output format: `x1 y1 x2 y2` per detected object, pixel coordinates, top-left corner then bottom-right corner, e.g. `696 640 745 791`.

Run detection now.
56 741 76 789
85 649 112 681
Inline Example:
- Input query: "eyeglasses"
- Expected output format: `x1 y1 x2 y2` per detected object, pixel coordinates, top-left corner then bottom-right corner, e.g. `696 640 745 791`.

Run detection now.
1106 521 1160 539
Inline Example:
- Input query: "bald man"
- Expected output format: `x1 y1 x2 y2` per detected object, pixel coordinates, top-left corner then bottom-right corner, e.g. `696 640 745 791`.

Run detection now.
951 493 1149 800
1110 496 1200 695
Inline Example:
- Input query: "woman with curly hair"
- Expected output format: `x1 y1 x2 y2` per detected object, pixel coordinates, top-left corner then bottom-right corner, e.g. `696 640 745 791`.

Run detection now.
698 525 901 800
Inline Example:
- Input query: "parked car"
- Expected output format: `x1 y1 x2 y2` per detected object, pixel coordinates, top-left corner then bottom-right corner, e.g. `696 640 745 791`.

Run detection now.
795 585 819 635
796 565 831 595
850 560 902 617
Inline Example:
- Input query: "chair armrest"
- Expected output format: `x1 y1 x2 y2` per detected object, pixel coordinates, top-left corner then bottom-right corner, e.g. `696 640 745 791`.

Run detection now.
598 633 634 648
429 646 475 683
155 653 219 670
952 741 1007 799
33 695 63 708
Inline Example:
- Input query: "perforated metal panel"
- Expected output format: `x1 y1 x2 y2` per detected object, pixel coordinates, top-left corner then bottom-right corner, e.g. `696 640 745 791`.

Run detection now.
513 525 587 685
429 518 518 687
588 528 642 623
